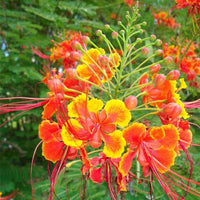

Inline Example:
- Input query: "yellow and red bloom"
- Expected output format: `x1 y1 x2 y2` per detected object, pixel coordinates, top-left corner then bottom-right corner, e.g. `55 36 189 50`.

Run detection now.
39 120 77 163
65 94 130 158
77 48 120 85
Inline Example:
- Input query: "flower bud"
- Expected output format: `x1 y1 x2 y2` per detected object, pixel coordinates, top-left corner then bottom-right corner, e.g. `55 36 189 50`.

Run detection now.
120 30 125 35
118 21 122 26
155 39 162 46
151 34 156 41
81 36 90 44
70 51 82 61
154 74 166 87
96 30 102 36
111 31 118 39
142 21 147 26
136 38 142 44
124 96 138 110
71 41 82 50
155 49 164 56
47 79 63 92
136 25 141 29
164 56 173 64
141 47 149 56
99 55 110 65
150 64 161 74
162 103 182 119
167 70 180 80
105 24 110 29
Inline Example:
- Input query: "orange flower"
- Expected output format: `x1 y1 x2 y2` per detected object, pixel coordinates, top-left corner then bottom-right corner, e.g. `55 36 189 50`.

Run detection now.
119 123 179 177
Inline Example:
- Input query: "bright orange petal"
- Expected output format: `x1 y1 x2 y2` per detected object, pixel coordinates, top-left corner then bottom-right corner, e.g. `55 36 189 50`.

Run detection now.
179 128 192 149
42 141 65 163
42 97 57 119
103 131 126 158
160 124 180 149
39 120 60 142
151 147 177 173
123 122 146 147
104 99 131 127
109 53 120 67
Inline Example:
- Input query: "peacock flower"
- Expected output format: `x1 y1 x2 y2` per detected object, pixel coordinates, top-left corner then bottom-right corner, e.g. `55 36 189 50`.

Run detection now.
118 123 189 197
66 94 130 158
119 123 179 177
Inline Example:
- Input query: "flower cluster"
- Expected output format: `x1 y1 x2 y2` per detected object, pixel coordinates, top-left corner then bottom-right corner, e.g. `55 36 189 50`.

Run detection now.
1 8 200 200
163 42 200 88
153 11 180 29
174 0 200 15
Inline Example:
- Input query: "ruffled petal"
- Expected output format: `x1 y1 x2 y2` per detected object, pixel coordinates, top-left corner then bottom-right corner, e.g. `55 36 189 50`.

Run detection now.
42 141 65 163
104 99 131 127
76 64 91 79
178 128 192 149
151 147 177 173
83 48 105 64
39 120 60 142
87 98 104 113
103 131 126 158
123 122 146 147
149 127 165 140
160 124 180 149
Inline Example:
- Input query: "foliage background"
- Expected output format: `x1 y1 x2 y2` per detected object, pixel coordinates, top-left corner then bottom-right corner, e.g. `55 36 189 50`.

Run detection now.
0 0 199 199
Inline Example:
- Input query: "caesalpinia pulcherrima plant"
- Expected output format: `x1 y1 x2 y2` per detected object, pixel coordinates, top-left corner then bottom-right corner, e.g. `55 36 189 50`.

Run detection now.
1 7 200 200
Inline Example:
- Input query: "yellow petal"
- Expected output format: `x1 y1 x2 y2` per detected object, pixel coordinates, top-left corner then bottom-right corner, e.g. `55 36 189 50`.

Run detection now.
104 99 131 127
179 78 187 89
87 98 104 113
61 120 83 148
83 48 105 64
68 94 87 118
103 130 126 158
77 64 91 79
